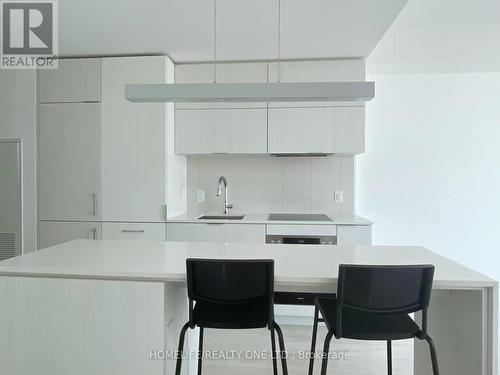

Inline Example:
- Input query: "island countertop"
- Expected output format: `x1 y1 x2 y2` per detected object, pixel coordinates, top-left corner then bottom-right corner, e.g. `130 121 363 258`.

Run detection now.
0 239 495 289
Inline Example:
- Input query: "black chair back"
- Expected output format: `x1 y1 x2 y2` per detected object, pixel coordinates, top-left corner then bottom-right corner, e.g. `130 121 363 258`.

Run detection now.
336 264 434 337
186 258 275 326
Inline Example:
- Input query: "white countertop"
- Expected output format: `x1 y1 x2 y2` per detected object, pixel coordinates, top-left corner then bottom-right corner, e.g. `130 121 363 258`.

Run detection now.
0 240 495 290
167 213 372 225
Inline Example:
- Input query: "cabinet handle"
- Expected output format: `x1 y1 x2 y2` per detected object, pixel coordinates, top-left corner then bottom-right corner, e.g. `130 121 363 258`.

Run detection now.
121 229 145 233
92 228 97 240
91 193 97 217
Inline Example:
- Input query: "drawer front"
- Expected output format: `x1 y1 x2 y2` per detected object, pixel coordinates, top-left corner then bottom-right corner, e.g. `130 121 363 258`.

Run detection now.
101 223 166 241
166 223 265 243
266 224 337 236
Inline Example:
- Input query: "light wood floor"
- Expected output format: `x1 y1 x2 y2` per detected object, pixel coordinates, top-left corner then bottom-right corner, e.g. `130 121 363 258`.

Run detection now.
197 323 414 375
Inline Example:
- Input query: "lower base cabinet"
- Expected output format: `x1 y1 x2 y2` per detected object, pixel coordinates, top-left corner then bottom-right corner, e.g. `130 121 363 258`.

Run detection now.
101 223 166 241
38 221 101 249
336 225 372 245
166 223 265 243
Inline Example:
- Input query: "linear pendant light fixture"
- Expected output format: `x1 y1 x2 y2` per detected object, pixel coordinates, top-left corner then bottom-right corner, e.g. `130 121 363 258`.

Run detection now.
125 0 375 103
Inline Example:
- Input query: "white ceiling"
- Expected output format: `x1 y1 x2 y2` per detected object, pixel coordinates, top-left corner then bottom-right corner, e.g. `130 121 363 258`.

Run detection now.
58 0 409 62
368 0 500 73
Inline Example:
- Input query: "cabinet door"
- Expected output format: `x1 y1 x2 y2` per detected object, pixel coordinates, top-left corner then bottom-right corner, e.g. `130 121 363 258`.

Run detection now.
38 221 101 249
101 56 169 222
268 59 365 107
38 103 101 221
166 223 224 242
336 225 372 245
175 108 267 154
224 224 265 243
166 223 265 243
101 223 166 241
268 106 364 155
175 62 268 109
39 58 101 103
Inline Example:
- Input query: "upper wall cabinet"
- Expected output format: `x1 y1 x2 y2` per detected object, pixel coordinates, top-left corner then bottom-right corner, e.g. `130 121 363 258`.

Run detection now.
39 58 101 103
175 108 267 154
175 62 268 109
268 59 365 107
175 62 268 154
268 106 365 155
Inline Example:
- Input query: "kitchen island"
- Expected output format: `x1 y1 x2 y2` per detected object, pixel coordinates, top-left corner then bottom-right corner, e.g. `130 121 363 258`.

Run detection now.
0 240 497 375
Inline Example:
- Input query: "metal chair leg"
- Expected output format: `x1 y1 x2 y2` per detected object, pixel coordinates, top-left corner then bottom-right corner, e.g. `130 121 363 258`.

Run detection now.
387 340 392 375
175 322 190 375
320 331 334 375
273 322 289 375
198 327 204 375
424 334 440 375
270 327 278 375
308 305 320 375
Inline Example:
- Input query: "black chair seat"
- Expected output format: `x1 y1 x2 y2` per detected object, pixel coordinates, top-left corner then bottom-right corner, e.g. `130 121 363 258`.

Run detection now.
316 297 421 340
193 299 270 329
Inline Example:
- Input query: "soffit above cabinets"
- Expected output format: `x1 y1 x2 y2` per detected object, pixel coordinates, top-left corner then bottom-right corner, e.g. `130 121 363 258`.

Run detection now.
57 0 409 62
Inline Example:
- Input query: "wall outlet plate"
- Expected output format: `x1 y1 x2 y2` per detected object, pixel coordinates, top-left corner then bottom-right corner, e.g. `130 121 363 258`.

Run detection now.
334 190 344 203
196 190 205 202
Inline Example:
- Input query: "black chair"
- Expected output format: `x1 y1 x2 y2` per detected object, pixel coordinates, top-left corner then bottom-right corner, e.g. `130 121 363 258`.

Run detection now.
175 258 288 375
313 264 439 375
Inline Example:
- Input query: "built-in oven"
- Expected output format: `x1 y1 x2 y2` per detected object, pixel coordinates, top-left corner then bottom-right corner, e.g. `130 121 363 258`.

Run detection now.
266 224 337 245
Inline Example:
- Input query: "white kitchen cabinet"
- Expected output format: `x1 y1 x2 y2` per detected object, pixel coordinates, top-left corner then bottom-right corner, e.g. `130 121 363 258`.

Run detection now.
101 223 166 241
175 62 268 109
38 221 101 249
175 108 267 154
38 103 101 221
166 223 265 243
101 56 185 221
337 225 372 245
268 106 365 155
174 62 268 155
39 58 101 103
268 59 366 108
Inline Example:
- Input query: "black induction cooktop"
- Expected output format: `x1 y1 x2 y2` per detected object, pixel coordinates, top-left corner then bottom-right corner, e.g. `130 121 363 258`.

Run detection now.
268 213 332 221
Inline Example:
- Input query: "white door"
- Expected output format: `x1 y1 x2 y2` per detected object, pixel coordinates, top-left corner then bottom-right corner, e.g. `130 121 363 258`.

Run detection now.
38 58 101 103
101 56 169 222
0 140 22 259
268 106 365 155
174 62 268 155
38 221 101 249
175 108 268 154
38 103 101 221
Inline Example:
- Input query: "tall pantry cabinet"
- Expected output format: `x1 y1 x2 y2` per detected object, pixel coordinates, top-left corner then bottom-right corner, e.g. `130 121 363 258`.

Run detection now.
37 56 185 249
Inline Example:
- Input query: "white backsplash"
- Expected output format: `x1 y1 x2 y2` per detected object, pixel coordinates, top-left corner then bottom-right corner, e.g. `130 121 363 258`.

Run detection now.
186 155 355 217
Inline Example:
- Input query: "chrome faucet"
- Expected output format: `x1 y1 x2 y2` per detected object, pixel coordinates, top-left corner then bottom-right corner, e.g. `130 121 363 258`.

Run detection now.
216 176 233 214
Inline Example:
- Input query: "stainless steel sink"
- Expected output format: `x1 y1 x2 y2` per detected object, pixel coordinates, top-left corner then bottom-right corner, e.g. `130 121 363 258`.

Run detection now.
198 215 245 220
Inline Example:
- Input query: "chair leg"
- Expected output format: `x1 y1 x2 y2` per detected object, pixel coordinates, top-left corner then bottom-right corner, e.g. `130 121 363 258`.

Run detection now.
273 322 289 375
320 331 334 375
424 334 440 375
175 322 191 375
387 340 392 375
308 305 320 375
270 328 278 375
198 327 204 375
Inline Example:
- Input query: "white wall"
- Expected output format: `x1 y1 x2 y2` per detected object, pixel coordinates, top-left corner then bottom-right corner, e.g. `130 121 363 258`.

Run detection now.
0 70 37 253
359 0 500 282
186 155 356 217
358 73 500 281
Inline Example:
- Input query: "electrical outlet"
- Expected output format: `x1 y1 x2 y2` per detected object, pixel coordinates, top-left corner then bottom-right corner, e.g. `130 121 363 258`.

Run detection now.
196 190 205 202
334 190 344 203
